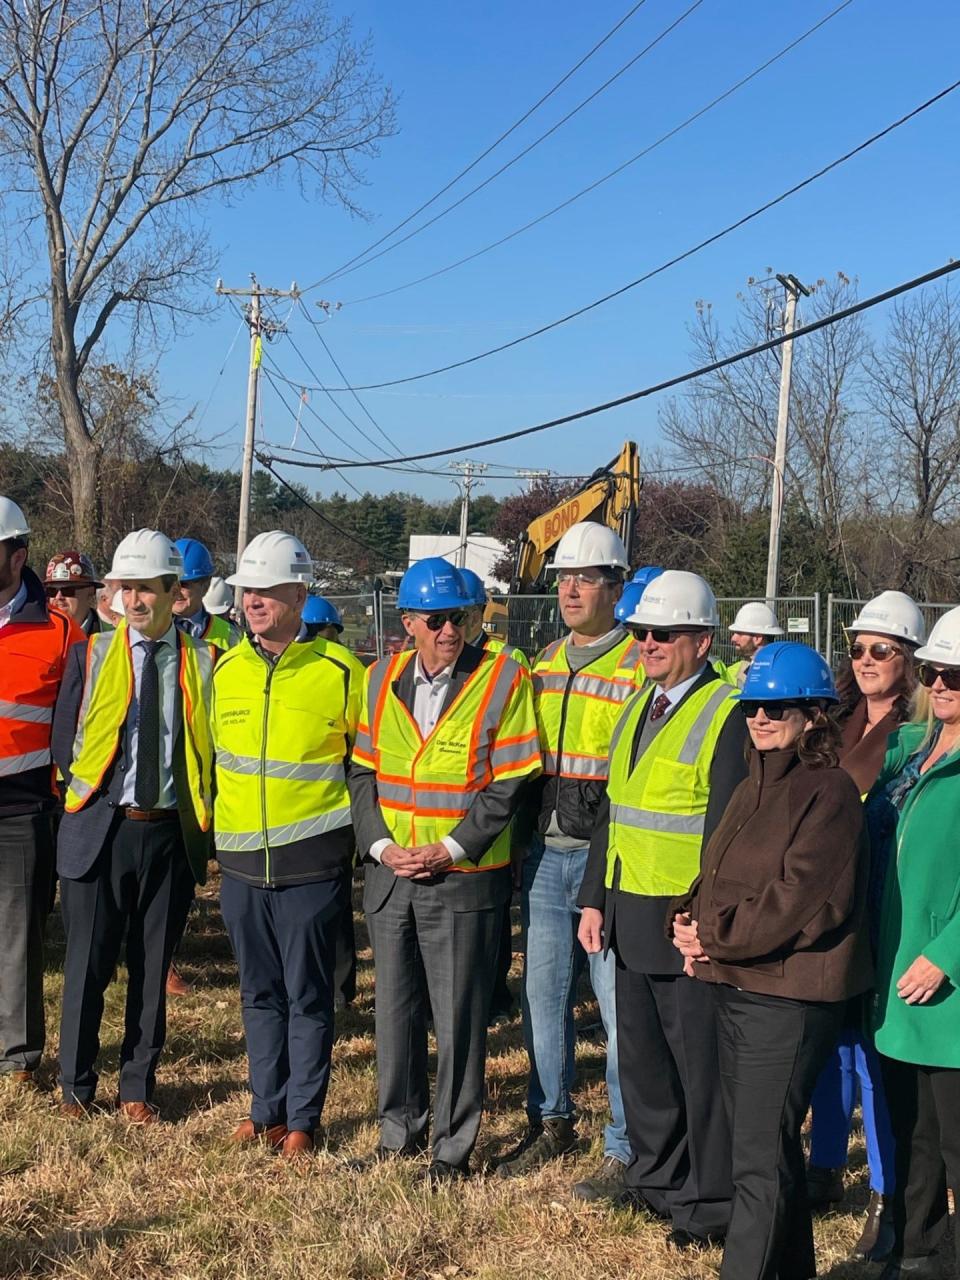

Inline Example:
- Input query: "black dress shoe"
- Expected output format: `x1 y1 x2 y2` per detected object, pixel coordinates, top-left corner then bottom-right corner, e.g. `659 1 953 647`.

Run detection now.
667 1227 724 1251
419 1160 467 1187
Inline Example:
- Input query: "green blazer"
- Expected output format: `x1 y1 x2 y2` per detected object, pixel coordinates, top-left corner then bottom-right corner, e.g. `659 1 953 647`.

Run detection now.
870 723 960 1067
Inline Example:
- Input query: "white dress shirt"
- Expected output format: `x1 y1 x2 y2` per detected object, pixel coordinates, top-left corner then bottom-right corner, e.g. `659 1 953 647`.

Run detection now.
369 654 467 864
119 624 179 807
653 663 710 721
0 581 27 630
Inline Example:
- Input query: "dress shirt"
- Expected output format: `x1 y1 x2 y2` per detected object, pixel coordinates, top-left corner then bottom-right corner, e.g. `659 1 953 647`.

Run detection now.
653 663 710 721
369 653 467 865
176 608 209 641
119 623 178 807
0 581 27 630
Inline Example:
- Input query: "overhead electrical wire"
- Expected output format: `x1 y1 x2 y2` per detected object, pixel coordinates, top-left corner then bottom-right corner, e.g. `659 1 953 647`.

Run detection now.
316 0 705 288
342 0 855 308
292 79 960 393
257 257 960 470
258 458 388 558
302 0 652 290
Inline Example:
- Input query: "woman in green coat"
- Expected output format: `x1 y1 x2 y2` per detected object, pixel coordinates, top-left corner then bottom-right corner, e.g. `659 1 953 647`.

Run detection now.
868 605 960 1280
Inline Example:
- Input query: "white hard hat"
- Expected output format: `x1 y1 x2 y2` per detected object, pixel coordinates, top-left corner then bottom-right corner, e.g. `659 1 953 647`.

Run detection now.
846 590 926 648
914 606 960 666
627 569 719 629
110 529 183 580
0 496 30 540
110 588 124 615
545 522 629 572
226 530 314 589
729 601 784 637
203 575 234 615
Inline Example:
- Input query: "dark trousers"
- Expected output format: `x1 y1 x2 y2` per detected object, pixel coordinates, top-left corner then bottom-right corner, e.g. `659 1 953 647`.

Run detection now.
490 899 514 1018
880 1055 960 1269
616 965 733 1237
333 868 357 1006
714 985 845 1280
366 877 502 1168
220 872 341 1134
0 811 54 1073
58 815 195 1104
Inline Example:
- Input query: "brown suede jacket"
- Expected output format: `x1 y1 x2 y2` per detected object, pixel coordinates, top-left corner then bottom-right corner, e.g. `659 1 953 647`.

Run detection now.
669 746 873 1002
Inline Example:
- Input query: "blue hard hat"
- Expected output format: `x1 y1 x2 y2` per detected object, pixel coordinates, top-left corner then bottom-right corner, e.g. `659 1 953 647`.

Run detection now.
173 537 215 582
740 641 838 703
615 580 646 624
397 557 471 611
631 564 664 592
458 568 487 606
302 594 343 631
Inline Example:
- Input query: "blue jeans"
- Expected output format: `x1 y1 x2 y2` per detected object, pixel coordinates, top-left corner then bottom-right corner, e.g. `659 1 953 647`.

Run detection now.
810 1029 896 1195
520 839 630 1163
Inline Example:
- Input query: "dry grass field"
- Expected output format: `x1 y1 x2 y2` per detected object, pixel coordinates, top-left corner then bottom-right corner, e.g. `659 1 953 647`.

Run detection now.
0 876 880 1279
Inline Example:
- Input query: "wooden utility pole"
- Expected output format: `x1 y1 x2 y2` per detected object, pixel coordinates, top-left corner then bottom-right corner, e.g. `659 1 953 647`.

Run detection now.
450 460 488 568
765 273 811 602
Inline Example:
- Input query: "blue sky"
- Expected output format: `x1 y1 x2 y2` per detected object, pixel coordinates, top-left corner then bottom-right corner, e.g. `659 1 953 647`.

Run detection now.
163 0 960 504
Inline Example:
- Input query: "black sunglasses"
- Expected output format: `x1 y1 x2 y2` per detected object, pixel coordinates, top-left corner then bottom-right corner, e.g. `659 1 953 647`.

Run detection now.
420 609 467 632
45 585 83 598
739 701 809 720
849 642 903 662
917 663 960 691
628 626 693 644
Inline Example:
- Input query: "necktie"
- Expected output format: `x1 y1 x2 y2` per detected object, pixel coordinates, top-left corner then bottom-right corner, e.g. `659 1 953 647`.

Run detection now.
134 639 161 809
649 692 671 722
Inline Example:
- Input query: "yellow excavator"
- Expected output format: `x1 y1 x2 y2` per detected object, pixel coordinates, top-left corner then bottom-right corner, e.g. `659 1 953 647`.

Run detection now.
485 441 641 650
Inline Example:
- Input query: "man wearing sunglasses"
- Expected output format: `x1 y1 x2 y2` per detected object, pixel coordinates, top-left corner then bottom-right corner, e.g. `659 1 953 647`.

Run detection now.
43 551 107 636
349 557 540 1184
577 569 749 1249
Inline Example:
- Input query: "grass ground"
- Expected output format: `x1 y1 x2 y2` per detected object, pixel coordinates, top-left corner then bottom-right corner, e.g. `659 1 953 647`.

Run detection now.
1 875 878 1280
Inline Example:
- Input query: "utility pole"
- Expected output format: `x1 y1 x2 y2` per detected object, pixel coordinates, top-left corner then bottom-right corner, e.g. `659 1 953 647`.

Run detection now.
449 460 488 568
215 275 299 597
765 273 811 602
516 468 553 492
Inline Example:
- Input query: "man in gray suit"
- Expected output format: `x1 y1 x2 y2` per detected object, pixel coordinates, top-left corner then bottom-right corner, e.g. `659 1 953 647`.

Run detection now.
348 558 541 1184
51 530 215 1122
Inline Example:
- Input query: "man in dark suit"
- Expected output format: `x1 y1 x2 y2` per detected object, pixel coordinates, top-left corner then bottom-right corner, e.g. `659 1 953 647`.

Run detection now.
578 570 749 1248
348 557 541 1183
51 529 215 1122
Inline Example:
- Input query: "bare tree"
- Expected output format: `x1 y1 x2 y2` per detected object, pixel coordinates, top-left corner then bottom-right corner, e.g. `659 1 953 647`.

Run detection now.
0 0 394 550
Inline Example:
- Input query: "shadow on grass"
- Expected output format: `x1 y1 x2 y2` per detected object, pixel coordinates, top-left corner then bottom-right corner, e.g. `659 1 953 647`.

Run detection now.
0 1215 173 1279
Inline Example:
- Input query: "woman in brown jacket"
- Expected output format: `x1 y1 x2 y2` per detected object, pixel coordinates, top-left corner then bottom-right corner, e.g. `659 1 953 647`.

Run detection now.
671 643 872 1280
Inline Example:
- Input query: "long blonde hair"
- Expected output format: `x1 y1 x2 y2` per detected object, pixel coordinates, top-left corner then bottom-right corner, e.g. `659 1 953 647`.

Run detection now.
908 685 938 748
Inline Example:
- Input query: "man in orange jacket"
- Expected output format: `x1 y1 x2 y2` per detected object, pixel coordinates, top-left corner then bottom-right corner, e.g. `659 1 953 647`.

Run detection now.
0 497 84 1085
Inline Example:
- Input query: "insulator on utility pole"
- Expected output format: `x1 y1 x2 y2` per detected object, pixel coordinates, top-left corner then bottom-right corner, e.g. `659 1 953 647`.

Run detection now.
449 459 488 569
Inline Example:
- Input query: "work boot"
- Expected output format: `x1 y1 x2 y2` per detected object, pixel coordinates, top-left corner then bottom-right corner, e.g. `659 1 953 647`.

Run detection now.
851 1192 895 1262
493 1117 577 1179
165 964 192 997
805 1163 844 1209
571 1155 628 1202
878 1257 945 1280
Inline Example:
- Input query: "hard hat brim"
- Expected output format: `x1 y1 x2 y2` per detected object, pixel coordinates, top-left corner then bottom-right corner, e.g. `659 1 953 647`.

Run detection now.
626 607 716 629
225 572 308 590
727 624 784 637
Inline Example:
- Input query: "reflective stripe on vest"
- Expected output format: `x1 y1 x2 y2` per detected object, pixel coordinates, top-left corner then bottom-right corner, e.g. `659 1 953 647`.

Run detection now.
0 605 74 781
532 634 646 781
604 679 738 897
64 624 215 829
355 649 541 871
211 636 362 862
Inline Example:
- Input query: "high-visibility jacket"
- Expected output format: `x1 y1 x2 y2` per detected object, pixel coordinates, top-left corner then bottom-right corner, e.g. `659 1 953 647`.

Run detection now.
714 658 746 687
0 567 84 808
352 649 541 872
478 632 529 669
529 633 647 842
200 612 240 654
64 622 215 837
211 635 363 884
604 679 739 897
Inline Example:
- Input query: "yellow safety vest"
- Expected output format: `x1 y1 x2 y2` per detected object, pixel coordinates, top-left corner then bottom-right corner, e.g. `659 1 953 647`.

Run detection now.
532 633 646 781
65 622 215 833
201 613 240 654
211 636 363 871
352 649 541 871
480 634 529 669
713 658 747 687
604 678 739 897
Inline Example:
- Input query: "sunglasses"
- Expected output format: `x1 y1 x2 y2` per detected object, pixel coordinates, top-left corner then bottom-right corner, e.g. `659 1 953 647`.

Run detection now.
739 701 809 720
628 626 694 644
45 585 84 598
917 664 960 691
418 610 467 632
849 642 903 662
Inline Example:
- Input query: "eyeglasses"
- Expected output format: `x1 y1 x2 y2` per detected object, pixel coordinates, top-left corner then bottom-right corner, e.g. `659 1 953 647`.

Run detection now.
45 585 82 598
849 642 903 662
556 570 613 588
917 664 960 691
739 701 808 720
419 610 467 632
627 626 691 644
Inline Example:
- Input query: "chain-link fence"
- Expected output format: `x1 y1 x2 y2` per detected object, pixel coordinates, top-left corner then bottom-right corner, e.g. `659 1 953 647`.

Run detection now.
825 595 958 667
323 592 381 661
713 596 821 668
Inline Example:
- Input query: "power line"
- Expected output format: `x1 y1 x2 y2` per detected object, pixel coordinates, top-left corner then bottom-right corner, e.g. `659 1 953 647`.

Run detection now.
259 258 960 469
257 455 388 560
318 0 705 288
302 1 651 290
260 365 376 488
343 0 855 308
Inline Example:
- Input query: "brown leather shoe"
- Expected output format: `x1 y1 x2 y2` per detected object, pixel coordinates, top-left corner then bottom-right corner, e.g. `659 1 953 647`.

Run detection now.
229 1119 288 1149
60 1101 91 1119
165 964 192 997
281 1130 314 1159
117 1100 159 1125
7 1070 35 1088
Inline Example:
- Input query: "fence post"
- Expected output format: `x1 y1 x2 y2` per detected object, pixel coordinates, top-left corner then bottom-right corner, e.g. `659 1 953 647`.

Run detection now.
825 594 835 667
814 592 821 656
374 580 384 661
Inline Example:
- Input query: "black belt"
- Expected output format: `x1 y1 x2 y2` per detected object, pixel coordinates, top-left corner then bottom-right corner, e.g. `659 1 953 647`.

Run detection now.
121 806 178 823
